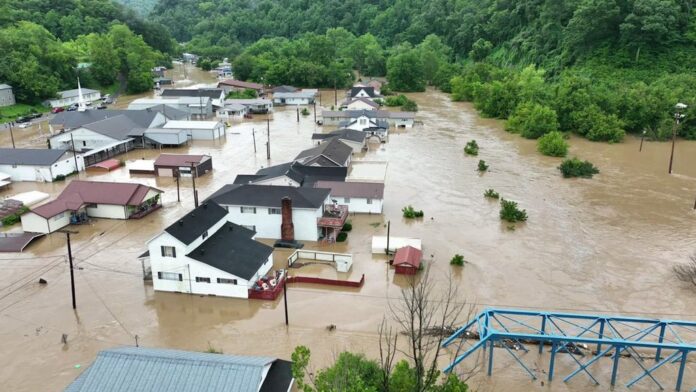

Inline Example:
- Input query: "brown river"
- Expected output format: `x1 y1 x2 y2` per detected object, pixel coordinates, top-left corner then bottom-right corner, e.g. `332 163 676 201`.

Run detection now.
1 65 696 391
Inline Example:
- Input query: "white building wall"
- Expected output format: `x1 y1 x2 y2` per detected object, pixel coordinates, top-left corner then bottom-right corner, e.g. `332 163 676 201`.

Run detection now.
47 92 101 108
86 204 128 220
347 101 377 111
337 197 383 214
21 211 70 233
49 128 117 151
0 157 81 182
391 118 414 128
223 205 321 241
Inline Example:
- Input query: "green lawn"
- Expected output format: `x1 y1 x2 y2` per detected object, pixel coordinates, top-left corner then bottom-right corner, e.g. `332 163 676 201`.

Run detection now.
0 103 49 123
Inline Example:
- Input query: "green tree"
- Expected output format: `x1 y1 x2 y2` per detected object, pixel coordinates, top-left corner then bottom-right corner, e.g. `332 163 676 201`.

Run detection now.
620 0 680 60
469 38 493 61
88 34 119 86
387 46 426 92
537 131 569 157
506 102 559 139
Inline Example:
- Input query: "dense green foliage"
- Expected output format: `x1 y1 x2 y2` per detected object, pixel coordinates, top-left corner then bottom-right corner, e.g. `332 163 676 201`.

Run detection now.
464 140 479 156
402 205 424 219
450 254 466 266
538 132 570 157
384 94 418 111
500 199 528 223
477 160 489 172
1 206 30 227
484 189 500 199
506 103 559 139
559 158 600 178
226 89 257 99
292 346 468 392
0 0 171 103
114 0 158 16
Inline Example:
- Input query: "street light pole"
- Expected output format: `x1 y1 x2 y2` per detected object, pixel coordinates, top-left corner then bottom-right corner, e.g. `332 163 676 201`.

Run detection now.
8 122 16 149
639 130 646 152
668 103 687 174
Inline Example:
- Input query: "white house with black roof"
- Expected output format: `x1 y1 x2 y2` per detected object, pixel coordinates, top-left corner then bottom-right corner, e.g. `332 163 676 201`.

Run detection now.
348 86 382 101
206 184 332 241
147 202 274 299
234 162 347 187
160 88 226 109
311 129 367 153
294 138 352 167
0 148 84 182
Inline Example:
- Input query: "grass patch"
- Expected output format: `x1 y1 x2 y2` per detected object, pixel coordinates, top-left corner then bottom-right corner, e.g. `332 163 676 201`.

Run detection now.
0 104 48 123
484 189 500 199
205 342 223 354
1 206 30 226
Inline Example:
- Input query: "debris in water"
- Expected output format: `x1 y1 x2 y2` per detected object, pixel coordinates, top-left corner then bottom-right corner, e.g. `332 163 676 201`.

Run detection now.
38 278 47 284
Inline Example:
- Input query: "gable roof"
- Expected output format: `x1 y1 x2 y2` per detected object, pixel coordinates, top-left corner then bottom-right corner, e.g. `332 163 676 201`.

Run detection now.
339 117 389 130
350 86 378 98
323 109 415 120
154 154 209 167
346 97 380 108
314 181 384 199
82 115 141 141
164 202 228 245
163 120 222 130
272 85 298 93
394 246 422 268
160 88 223 99
294 139 352 167
253 162 347 185
187 222 273 280
311 129 367 143
0 148 68 166
65 346 290 392
31 181 161 219
50 110 163 130
206 184 330 209
218 79 263 90
57 88 99 99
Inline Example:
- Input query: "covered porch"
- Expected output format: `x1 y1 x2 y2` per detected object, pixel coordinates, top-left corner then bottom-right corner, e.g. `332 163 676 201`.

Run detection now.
128 193 162 219
317 204 348 243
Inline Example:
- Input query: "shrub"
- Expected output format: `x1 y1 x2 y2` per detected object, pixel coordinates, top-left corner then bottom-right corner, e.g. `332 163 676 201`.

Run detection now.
464 140 479 155
402 99 418 112
301 107 310 116
402 205 424 219
558 158 599 178
54 174 66 181
450 254 466 266
570 105 625 143
500 199 528 222
484 189 500 199
385 94 408 106
537 131 569 157
1 206 29 226
477 160 489 172
342 222 352 232
205 342 223 354
506 102 559 139
336 232 348 242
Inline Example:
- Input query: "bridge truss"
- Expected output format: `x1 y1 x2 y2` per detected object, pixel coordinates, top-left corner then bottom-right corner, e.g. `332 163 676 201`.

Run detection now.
443 308 696 391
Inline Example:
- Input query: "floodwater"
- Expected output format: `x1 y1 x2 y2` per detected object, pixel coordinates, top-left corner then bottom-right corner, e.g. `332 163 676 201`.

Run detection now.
1 79 696 391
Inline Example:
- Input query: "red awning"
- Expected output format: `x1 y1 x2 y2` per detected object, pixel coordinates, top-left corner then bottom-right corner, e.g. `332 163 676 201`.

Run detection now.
88 159 121 171
393 246 422 268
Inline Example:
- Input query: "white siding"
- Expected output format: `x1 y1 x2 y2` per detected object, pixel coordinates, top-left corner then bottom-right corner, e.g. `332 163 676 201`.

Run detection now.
252 176 300 187
223 204 321 241
86 204 128 219
49 128 118 151
346 101 377 111
21 211 70 234
340 197 383 214
0 155 82 182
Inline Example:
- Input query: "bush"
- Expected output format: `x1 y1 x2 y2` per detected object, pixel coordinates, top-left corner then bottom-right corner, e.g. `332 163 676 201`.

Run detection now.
570 105 625 143
54 174 66 181
384 94 408 106
537 131 569 157
500 199 528 222
506 102 559 139
1 206 30 226
226 88 257 99
402 99 418 112
464 140 479 155
336 232 348 242
342 222 352 232
478 160 489 172
484 189 499 199
450 254 466 266
558 158 600 178
402 205 424 219
301 107 310 116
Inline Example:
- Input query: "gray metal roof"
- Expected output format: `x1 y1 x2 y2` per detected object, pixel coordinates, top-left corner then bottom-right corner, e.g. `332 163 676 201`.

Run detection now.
0 84 11 90
323 109 415 119
206 184 329 209
311 129 367 143
50 110 162 129
57 88 100 99
82 115 142 141
273 91 316 99
0 148 68 166
161 88 223 99
65 346 277 392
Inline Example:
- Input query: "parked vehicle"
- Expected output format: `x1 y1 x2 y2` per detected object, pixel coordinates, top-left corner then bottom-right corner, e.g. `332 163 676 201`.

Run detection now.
103 97 114 104
51 107 64 113
96 104 107 110
15 116 30 123
67 104 78 111
28 112 42 119
18 123 30 129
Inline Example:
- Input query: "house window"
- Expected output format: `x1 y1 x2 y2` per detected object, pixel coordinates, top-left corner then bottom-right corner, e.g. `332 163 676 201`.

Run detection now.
157 272 182 281
268 208 281 215
240 206 256 214
82 141 86 147
160 246 176 258
366 199 373 204
344 197 350 203
243 225 256 231
202 230 208 240
53 213 65 221
195 277 211 283
217 278 238 285
359 118 367 125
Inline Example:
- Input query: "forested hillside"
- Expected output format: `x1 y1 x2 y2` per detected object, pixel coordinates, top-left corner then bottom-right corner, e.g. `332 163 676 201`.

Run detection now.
0 0 173 103
113 0 158 16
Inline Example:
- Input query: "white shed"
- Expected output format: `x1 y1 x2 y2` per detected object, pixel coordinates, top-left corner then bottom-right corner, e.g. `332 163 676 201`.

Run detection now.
0 148 84 182
162 120 225 140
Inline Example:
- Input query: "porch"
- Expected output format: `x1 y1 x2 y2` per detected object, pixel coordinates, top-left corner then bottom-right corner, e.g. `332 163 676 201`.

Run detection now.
317 204 348 243
128 194 162 219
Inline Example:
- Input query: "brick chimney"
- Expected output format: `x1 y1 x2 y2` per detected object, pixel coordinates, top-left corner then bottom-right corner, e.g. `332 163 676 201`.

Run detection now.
281 197 294 242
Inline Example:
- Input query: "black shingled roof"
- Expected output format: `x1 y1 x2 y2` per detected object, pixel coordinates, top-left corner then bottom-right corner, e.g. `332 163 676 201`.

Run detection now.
0 148 68 166
206 184 330 209
254 162 346 185
186 222 273 280
294 138 352 167
164 202 229 245
311 129 367 143
349 86 378 98
260 360 294 392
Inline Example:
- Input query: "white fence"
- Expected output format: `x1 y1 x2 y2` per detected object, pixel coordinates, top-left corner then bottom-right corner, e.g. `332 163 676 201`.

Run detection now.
287 249 353 272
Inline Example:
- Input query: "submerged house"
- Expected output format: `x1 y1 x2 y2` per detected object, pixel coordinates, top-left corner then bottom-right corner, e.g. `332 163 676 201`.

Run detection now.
0 148 84 182
393 246 422 275
206 184 344 242
218 79 265 96
348 86 382 101
146 202 274 299
160 88 226 109
64 347 294 392
21 181 162 234
311 129 368 153
294 138 352 167
314 181 384 214
272 91 316 105
322 109 416 129
234 161 347 187
153 154 212 177
342 97 381 111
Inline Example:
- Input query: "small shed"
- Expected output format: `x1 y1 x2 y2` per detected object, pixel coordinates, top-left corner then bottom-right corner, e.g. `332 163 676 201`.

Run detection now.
393 246 422 275
154 154 212 177
127 159 155 175
87 159 121 172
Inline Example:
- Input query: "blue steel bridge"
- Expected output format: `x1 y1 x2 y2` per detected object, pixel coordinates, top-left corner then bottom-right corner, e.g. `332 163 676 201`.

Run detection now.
443 308 696 391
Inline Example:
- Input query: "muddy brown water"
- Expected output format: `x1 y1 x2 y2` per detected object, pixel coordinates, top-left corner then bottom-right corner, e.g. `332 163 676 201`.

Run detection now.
1 81 696 391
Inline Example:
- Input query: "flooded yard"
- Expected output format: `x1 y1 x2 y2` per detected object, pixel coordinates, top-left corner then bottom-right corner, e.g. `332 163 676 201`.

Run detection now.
1 82 696 391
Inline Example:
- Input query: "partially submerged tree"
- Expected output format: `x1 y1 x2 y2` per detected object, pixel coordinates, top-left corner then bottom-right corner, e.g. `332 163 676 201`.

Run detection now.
673 254 696 287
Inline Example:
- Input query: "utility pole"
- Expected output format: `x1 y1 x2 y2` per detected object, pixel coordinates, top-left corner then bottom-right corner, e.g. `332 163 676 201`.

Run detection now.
188 162 198 207
266 118 271 160
252 128 257 153
334 79 337 107
385 220 391 255
283 279 288 326
669 103 687 174
176 173 181 202
639 130 646 152
313 101 316 123
59 230 78 310
296 106 299 122
70 133 79 175
8 122 15 149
